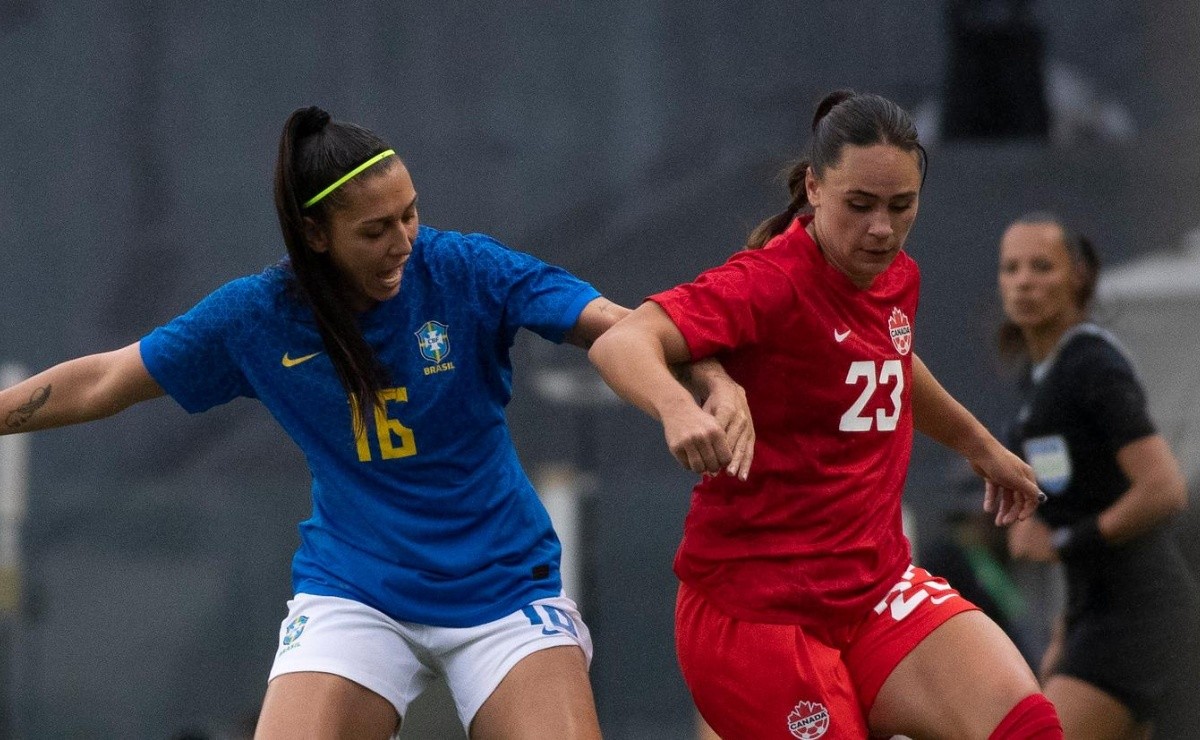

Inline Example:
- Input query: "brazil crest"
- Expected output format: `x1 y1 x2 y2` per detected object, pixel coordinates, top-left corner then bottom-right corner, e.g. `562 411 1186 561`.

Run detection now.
415 320 451 363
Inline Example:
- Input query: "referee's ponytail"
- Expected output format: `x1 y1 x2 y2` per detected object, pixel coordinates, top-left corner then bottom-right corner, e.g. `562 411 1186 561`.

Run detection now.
1070 230 1101 309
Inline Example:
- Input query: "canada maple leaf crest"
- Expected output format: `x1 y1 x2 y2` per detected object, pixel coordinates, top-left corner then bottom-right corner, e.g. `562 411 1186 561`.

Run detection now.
787 700 830 739
888 307 912 355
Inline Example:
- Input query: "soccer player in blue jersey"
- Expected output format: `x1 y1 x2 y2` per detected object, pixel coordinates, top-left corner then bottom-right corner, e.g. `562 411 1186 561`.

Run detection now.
0 106 753 739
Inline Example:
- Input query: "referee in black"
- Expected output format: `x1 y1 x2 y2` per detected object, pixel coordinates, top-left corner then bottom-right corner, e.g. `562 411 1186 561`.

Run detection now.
996 212 1198 739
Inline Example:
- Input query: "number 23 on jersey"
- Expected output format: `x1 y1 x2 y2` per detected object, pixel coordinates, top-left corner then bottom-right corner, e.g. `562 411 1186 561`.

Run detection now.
839 359 904 432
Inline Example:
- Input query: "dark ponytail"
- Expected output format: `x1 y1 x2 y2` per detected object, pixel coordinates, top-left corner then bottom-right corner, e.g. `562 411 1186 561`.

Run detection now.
1071 231 1101 308
746 89 927 249
274 106 396 420
996 212 1102 360
745 161 810 251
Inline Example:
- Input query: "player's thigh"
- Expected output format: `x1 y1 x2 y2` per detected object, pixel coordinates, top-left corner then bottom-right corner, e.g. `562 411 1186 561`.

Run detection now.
469 645 599 740
695 711 722 740
264 593 434 736
676 582 866 740
435 594 597 739
869 610 1039 739
1045 675 1144 740
256 670 399 740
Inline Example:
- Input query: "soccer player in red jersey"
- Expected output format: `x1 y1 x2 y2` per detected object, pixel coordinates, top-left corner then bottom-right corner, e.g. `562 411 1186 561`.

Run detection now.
590 91 1062 739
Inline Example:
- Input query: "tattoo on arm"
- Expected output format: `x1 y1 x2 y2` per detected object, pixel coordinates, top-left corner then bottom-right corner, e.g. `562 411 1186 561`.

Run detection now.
6 385 51 429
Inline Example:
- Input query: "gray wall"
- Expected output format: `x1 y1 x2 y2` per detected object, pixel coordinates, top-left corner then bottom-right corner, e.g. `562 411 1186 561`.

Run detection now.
1 1 1196 737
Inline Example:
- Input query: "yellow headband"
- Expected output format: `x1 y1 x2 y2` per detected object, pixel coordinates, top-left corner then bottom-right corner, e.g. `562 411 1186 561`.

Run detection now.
303 149 396 208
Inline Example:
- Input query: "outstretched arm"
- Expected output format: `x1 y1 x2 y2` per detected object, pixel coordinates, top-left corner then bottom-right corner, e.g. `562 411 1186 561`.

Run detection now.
911 353 1042 526
589 301 747 478
0 342 164 435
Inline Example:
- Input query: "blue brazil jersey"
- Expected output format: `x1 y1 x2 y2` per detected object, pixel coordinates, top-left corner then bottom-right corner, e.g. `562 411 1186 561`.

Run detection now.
140 226 600 627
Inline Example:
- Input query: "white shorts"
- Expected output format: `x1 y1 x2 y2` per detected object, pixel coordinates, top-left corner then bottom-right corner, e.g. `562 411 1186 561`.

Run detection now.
267 592 593 731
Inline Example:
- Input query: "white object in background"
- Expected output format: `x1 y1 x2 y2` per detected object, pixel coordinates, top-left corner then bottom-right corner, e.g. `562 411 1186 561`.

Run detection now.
0 363 29 615
536 464 588 603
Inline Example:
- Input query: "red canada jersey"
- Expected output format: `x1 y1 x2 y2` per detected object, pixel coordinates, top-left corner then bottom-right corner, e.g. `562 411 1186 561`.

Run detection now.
650 216 920 629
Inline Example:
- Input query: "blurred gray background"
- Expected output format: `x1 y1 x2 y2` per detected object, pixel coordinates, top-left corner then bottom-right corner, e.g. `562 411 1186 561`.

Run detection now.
2 1 1199 737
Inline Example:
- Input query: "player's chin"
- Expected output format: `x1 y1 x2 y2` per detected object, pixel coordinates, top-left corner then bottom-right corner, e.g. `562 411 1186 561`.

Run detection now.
861 247 898 265
368 278 403 303
852 259 893 284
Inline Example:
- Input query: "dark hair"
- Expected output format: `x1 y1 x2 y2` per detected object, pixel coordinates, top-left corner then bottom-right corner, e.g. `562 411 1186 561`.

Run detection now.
996 212 1101 359
274 106 396 419
746 89 928 249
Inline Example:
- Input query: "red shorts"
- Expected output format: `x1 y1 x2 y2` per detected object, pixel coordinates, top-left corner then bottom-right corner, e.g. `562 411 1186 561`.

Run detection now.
675 564 978 740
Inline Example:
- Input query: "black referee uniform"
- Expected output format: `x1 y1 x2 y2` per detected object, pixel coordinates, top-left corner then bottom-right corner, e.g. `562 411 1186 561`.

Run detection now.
1008 324 1198 721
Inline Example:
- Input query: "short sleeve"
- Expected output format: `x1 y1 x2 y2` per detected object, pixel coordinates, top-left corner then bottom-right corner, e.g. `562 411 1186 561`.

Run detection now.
649 251 795 360
1071 336 1156 450
468 234 601 344
139 280 256 413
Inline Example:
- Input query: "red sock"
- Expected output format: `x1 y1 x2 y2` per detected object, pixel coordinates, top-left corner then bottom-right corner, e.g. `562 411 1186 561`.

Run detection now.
989 693 1063 739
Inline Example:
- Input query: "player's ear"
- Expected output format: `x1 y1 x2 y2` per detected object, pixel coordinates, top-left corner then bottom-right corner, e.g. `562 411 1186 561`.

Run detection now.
805 166 821 208
303 216 330 254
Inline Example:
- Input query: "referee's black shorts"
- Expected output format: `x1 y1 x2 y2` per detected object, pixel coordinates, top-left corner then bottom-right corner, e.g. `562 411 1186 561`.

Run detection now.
1057 608 1198 721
